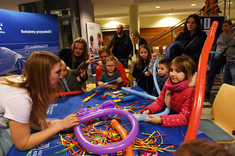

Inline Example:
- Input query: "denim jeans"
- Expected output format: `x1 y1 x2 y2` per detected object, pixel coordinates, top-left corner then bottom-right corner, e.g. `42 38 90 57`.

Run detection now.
0 128 13 156
222 61 235 86
205 57 224 93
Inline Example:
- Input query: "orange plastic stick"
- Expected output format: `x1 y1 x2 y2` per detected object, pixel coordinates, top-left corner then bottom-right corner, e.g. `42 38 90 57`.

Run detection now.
111 119 133 156
184 21 218 140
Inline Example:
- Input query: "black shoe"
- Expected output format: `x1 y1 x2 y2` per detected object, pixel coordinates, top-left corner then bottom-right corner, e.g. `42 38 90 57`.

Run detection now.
205 92 210 99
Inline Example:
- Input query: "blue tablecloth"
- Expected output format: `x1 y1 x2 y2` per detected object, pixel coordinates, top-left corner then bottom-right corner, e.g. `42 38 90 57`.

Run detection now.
7 87 211 156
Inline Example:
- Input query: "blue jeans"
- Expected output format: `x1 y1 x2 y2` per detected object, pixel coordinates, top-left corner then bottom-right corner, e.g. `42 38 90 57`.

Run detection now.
205 56 224 93
0 128 13 156
222 61 235 86
118 58 128 69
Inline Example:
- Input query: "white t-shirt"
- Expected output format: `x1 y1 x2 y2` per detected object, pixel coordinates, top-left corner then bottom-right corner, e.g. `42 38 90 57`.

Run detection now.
0 84 32 128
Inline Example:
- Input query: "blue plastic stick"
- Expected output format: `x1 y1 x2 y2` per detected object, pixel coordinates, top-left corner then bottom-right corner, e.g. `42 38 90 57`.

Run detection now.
153 55 161 95
121 87 157 101
121 95 136 102
133 107 170 121
90 79 117 92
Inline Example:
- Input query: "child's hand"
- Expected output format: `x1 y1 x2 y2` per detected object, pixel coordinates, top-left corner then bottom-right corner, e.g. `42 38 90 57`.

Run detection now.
151 53 157 61
144 115 161 124
142 109 150 114
116 77 123 83
86 58 95 64
111 85 118 90
98 82 105 88
144 71 150 77
104 84 117 90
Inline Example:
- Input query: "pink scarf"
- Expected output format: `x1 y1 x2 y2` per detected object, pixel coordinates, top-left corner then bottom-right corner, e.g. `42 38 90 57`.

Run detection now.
165 78 189 92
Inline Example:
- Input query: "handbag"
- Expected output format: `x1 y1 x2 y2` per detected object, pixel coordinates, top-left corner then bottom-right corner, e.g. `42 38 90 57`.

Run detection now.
218 49 227 65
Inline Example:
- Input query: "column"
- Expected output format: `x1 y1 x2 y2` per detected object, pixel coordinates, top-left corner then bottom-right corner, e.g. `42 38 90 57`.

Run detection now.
129 5 139 63
129 5 139 34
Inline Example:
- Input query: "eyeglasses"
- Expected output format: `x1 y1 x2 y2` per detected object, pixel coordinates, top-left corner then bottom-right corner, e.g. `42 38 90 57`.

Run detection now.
106 65 116 68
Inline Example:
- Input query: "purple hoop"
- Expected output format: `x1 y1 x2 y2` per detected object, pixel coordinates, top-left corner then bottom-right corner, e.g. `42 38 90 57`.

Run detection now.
74 108 139 155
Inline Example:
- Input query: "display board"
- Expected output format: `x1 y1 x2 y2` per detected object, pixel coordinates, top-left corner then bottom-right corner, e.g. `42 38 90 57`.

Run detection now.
0 8 60 75
86 22 103 76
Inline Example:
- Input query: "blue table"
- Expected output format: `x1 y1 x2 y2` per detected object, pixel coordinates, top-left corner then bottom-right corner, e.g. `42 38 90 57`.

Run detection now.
7 87 211 156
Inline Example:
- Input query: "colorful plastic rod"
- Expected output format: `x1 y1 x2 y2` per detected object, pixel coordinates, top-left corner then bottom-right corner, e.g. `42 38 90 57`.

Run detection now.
74 108 139 154
90 79 117 92
111 119 133 156
57 90 82 97
153 55 161 95
184 21 218 141
121 87 157 101
113 95 136 103
133 107 170 121
83 88 104 103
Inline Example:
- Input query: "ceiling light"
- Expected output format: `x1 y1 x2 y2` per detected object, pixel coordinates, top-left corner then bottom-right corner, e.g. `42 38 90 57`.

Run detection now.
191 4 196 6
155 6 160 9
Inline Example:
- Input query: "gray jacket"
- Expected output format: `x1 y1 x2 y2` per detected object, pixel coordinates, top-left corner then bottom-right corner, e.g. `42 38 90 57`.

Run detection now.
226 31 235 62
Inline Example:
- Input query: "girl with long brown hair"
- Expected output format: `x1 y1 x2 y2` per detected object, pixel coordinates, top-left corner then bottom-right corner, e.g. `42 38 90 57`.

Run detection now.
132 44 154 94
0 51 79 154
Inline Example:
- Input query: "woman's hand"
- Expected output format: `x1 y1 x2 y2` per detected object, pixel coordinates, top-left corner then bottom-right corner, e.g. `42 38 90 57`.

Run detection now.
144 115 161 124
59 114 79 130
86 58 95 64
79 69 86 79
142 109 150 114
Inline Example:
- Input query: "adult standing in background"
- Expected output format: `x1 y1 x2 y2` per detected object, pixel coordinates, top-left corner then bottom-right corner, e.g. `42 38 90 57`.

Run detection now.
58 37 90 90
205 20 233 98
131 30 148 58
174 14 207 67
222 31 235 86
107 24 133 69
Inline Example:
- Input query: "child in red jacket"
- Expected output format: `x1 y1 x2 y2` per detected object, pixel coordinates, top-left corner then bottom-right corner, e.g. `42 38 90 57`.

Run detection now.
142 55 197 127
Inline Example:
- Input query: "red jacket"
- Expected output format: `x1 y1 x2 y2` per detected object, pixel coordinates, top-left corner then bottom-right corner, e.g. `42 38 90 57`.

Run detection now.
96 60 129 88
143 84 195 127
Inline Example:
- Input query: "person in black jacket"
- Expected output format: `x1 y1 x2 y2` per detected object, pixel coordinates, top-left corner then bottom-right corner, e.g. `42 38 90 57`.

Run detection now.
58 37 90 89
131 30 148 58
132 44 153 94
174 14 207 67
107 24 133 69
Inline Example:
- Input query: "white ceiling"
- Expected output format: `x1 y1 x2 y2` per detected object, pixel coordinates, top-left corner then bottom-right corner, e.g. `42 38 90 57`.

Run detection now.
91 0 205 19
0 0 234 20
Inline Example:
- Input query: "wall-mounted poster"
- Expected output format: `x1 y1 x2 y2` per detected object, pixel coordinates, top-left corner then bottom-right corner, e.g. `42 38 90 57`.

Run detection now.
0 8 59 75
201 16 225 37
86 22 103 76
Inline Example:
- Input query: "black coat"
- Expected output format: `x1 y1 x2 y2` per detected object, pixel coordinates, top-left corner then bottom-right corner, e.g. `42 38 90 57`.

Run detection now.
175 31 207 66
133 37 148 55
132 59 154 94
